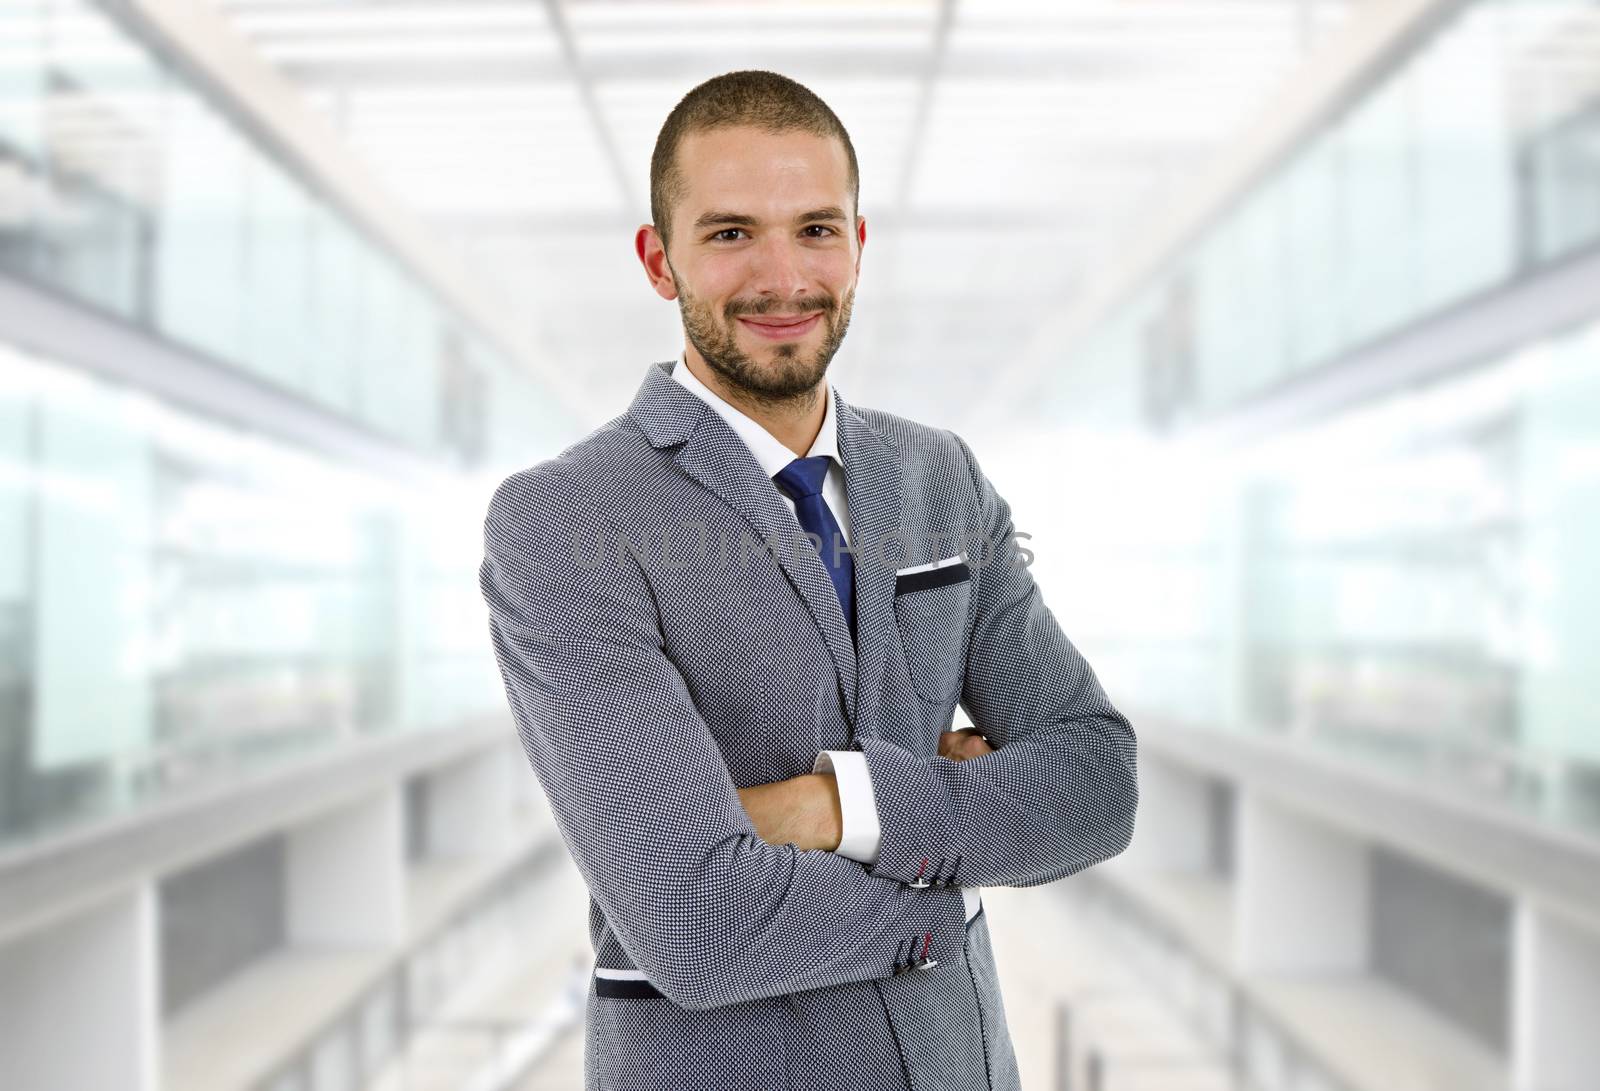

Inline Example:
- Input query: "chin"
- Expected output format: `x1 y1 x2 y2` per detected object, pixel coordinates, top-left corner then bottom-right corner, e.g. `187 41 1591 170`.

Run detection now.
749 334 817 360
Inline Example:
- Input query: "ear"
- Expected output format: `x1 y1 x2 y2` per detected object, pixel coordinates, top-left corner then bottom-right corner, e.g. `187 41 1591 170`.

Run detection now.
854 214 867 279
636 224 678 301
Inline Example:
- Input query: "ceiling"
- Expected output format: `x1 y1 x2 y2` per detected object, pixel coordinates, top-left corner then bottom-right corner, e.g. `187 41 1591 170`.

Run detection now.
209 0 1356 431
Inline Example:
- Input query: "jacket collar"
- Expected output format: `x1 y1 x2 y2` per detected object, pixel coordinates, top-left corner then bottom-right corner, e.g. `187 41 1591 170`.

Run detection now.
669 350 842 479
627 358 905 735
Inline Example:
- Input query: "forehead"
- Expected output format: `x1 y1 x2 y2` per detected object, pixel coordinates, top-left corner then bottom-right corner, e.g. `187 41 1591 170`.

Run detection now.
673 125 851 214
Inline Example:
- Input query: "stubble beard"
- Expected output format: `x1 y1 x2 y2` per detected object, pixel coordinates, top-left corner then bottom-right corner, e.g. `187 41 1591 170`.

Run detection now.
672 269 856 410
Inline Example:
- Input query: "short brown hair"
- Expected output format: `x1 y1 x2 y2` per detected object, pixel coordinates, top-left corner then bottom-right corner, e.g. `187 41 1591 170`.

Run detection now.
649 70 859 249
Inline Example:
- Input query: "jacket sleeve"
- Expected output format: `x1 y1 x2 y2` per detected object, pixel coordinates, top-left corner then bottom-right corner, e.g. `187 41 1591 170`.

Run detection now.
859 432 1140 891
481 467 968 1012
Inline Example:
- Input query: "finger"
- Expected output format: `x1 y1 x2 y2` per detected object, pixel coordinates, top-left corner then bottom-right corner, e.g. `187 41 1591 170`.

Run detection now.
962 738 994 760
940 730 993 761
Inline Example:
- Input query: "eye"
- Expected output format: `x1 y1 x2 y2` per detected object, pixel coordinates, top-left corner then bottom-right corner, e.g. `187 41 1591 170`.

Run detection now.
711 228 747 242
802 224 836 237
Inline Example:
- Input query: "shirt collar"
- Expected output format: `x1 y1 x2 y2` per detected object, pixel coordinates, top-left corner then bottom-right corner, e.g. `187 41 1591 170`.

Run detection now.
671 350 842 479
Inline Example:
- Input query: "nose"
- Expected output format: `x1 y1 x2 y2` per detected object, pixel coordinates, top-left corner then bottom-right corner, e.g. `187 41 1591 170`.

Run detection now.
747 232 810 305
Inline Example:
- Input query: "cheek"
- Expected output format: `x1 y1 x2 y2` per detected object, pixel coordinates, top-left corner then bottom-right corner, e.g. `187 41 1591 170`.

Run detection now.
692 258 749 303
807 250 856 288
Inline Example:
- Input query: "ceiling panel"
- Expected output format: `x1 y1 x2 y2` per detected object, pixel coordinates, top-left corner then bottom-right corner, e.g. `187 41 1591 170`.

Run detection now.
210 0 1355 427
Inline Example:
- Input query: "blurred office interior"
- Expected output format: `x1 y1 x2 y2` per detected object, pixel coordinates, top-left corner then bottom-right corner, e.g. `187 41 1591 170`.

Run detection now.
1 0 1598 1088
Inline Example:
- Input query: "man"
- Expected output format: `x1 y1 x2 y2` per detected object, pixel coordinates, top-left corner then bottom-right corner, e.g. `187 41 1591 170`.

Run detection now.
480 70 1138 1091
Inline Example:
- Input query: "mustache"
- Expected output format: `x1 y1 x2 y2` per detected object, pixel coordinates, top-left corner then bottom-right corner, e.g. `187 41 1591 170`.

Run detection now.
724 295 836 319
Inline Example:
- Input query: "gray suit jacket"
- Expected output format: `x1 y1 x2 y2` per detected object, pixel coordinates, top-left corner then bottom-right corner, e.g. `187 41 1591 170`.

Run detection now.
480 358 1139 1090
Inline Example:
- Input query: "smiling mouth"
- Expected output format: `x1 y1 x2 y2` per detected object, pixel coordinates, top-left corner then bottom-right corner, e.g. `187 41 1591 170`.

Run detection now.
736 313 824 340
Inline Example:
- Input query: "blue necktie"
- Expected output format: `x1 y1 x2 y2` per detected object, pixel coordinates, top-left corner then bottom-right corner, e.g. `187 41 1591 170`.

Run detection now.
773 455 855 640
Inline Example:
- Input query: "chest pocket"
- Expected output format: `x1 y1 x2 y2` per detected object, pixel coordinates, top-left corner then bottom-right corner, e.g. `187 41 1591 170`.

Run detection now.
892 556 972 706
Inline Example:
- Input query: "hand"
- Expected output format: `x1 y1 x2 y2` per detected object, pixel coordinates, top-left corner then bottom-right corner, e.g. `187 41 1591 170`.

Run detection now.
940 727 994 762
737 772 842 852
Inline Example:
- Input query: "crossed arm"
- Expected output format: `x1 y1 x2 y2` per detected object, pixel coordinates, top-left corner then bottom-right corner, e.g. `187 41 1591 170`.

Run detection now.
737 728 994 852
740 430 1138 886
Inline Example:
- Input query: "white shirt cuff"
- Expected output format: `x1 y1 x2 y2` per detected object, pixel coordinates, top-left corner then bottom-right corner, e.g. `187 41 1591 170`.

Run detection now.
813 750 882 866
812 751 981 921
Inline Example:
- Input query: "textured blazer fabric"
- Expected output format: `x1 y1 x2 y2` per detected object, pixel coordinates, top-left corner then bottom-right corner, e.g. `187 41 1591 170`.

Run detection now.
480 358 1140 1090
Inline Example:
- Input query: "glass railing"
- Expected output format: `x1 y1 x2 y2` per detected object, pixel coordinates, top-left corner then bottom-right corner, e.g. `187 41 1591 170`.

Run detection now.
0 340 513 851
1002 0 1600 844
1040 0 1600 430
0 0 568 468
0 0 580 854
1015 313 1600 842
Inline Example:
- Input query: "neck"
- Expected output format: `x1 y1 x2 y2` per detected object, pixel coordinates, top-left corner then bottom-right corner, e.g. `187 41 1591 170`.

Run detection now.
683 347 827 459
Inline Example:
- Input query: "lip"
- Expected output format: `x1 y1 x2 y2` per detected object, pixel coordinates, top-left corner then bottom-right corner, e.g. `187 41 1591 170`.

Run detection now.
737 312 823 340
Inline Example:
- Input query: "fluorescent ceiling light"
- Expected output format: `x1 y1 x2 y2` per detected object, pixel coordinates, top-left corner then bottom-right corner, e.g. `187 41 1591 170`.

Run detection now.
566 1 938 31
344 85 578 110
576 29 935 55
227 4 552 36
953 0 1339 26
348 111 593 134
950 26 1297 52
353 140 585 160
257 35 561 62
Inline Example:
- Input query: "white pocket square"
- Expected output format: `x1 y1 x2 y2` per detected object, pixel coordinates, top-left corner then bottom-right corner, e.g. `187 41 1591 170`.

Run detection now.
895 552 966 576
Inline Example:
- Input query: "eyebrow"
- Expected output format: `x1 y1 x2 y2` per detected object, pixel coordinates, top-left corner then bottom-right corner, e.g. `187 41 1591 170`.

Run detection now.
797 207 848 223
693 207 849 231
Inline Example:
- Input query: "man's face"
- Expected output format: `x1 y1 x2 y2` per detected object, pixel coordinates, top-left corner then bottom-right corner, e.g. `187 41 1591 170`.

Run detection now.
639 125 865 404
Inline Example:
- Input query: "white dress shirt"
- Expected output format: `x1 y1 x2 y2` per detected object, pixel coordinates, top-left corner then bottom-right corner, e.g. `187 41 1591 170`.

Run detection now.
669 352 981 924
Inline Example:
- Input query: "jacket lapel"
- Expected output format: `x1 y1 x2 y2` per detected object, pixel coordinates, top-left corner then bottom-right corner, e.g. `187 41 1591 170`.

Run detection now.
834 395 903 740
628 359 863 725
